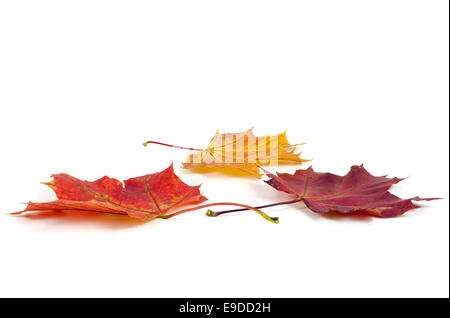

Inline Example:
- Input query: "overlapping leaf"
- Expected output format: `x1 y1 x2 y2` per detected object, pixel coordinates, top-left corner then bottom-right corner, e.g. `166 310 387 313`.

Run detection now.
12 164 207 220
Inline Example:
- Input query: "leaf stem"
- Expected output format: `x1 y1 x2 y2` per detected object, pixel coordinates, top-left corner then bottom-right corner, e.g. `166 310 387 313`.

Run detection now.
206 199 301 217
142 140 203 152
162 202 279 224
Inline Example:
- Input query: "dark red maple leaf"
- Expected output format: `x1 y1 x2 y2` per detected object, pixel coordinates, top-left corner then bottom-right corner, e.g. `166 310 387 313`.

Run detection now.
263 164 438 218
207 164 439 219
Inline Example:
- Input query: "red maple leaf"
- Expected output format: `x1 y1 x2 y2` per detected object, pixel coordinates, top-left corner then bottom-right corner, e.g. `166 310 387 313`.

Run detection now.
11 164 207 220
11 164 278 223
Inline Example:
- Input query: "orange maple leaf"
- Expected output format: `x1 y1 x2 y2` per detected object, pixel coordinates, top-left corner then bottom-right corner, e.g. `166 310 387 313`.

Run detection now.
11 164 207 220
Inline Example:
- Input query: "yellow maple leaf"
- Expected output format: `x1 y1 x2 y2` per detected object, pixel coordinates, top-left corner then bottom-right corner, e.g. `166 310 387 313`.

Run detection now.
181 128 307 177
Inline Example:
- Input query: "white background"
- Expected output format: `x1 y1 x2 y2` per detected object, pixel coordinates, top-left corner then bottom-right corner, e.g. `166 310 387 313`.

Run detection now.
0 1 448 298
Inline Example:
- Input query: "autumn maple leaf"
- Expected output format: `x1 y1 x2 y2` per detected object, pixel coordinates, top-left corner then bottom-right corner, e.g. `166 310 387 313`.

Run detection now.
144 128 307 177
10 164 207 220
10 164 279 223
208 165 439 218
263 165 439 217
